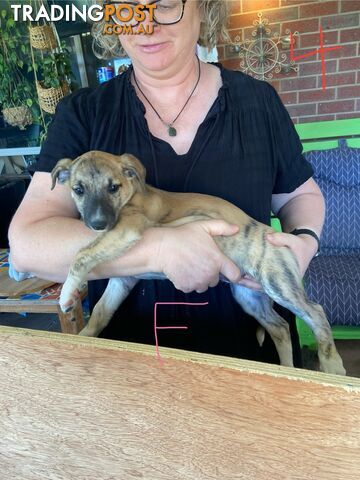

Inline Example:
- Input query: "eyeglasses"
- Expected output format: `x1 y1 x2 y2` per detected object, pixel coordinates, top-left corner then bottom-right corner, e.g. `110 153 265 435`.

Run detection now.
106 0 187 27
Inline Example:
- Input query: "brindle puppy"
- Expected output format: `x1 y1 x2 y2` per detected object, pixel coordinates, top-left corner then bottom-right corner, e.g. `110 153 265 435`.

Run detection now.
51 151 346 375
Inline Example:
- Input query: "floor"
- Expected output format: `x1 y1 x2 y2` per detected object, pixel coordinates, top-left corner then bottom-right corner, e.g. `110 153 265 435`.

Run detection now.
0 312 359 378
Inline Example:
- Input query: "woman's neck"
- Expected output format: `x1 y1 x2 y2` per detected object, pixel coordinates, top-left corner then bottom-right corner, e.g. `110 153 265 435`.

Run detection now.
131 55 201 100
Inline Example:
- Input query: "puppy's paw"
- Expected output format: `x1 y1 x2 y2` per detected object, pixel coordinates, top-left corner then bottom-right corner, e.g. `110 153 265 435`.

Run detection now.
78 325 98 337
319 354 346 376
60 278 81 313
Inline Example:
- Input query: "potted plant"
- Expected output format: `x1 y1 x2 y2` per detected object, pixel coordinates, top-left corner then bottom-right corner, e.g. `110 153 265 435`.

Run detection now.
0 8 38 129
35 42 74 114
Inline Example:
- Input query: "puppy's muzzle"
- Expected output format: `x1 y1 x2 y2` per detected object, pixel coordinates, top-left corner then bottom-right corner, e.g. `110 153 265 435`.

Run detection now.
83 199 117 232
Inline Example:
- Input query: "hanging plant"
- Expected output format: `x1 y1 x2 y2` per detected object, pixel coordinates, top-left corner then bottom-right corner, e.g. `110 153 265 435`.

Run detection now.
0 7 39 129
29 23 57 50
32 41 74 115
29 2 75 117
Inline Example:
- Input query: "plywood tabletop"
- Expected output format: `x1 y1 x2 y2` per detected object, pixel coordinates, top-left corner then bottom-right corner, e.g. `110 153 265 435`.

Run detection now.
0 326 359 480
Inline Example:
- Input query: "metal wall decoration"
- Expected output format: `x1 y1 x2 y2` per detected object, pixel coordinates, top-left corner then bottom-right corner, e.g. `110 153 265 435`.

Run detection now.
234 12 299 81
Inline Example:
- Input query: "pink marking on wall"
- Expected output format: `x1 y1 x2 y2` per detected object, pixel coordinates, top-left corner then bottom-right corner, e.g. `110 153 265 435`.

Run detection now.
153 301 209 364
291 26 342 91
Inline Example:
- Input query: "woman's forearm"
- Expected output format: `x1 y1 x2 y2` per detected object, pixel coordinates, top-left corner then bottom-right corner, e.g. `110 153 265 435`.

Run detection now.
9 216 158 283
277 191 325 235
266 185 326 277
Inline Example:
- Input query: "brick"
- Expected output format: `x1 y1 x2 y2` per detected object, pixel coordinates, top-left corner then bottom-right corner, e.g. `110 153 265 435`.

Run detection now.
299 60 337 76
217 46 225 62
229 1 241 14
325 43 357 59
281 18 319 35
229 13 254 30
339 57 360 71
318 71 356 88
242 0 279 13
340 28 360 43
230 7 298 29
281 0 314 6
270 69 298 80
221 58 242 70
321 13 359 30
336 112 359 120
243 24 280 40
279 91 298 104
259 6 299 24
318 99 355 114
337 85 360 100
341 1 360 13
299 88 336 103
286 103 317 116
300 30 338 48
300 1 338 18
291 46 323 62
280 75 317 91
227 28 243 44
269 80 281 92
298 114 335 123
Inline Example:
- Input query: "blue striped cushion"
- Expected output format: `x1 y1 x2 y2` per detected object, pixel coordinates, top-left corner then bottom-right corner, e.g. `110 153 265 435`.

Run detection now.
305 140 360 254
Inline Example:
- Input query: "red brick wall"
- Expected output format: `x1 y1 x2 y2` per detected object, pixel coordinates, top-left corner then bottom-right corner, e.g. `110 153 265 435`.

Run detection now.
219 0 360 123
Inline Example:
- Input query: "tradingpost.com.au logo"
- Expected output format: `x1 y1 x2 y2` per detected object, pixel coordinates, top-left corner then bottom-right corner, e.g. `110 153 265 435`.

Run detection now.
10 1 156 36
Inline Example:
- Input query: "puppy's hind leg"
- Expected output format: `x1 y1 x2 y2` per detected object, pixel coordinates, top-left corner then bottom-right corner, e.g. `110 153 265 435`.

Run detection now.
261 251 346 375
230 284 294 367
79 277 138 337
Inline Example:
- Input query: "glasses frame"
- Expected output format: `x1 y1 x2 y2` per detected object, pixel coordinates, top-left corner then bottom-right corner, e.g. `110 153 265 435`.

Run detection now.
106 0 187 26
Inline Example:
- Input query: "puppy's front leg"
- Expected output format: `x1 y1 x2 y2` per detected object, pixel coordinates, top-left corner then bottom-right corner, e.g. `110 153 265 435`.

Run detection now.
79 277 138 337
60 213 150 313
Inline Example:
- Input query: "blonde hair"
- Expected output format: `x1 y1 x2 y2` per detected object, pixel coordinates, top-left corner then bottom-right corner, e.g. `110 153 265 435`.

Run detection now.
91 0 230 59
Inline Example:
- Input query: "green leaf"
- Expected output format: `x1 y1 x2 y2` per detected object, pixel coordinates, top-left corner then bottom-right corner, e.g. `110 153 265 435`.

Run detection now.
1 10 6 19
6 18 15 29
26 98 33 107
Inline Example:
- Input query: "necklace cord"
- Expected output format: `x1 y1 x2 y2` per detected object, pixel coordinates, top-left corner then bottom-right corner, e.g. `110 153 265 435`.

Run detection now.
132 56 201 135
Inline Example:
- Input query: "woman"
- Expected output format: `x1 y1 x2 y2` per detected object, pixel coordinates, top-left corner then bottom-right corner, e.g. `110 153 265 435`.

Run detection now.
9 0 324 365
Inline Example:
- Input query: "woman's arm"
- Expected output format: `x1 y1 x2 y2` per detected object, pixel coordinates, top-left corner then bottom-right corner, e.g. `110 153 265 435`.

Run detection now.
237 177 325 290
268 177 325 275
9 172 242 289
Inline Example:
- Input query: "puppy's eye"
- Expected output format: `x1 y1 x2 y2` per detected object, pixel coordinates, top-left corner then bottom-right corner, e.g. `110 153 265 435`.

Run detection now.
123 168 136 178
108 184 120 193
72 185 84 196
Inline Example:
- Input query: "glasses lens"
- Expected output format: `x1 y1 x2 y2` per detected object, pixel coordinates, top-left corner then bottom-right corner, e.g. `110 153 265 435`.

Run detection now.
154 0 183 25
111 3 137 26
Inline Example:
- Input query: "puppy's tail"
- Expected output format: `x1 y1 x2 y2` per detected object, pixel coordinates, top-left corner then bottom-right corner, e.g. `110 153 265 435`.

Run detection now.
256 326 266 347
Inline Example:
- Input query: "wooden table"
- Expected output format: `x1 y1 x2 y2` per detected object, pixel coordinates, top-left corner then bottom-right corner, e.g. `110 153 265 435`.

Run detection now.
0 249 85 334
0 326 359 480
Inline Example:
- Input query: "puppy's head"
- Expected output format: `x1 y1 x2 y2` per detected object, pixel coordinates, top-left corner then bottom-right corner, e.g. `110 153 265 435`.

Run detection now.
51 151 146 232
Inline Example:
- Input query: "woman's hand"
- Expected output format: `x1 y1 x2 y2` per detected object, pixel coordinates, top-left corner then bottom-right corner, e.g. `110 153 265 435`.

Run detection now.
154 220 243 293
266 231 318 277
236 231 319 292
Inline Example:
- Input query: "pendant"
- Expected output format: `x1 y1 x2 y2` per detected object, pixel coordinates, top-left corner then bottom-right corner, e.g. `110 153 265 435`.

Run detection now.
168 126 177 137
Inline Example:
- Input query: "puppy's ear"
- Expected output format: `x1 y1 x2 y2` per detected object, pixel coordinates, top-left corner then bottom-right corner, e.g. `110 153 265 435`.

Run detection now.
51 158 73 190
121 154 146 191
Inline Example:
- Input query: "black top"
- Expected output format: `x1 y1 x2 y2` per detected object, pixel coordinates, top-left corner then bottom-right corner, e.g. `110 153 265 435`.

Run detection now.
34 64 313 366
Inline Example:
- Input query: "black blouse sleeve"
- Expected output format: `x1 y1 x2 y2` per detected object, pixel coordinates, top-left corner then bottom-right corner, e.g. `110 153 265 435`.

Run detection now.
265 83 314 194
32 88 93 173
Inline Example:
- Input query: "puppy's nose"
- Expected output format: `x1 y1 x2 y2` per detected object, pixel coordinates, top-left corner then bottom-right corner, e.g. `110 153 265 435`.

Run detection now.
89 219 108 231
